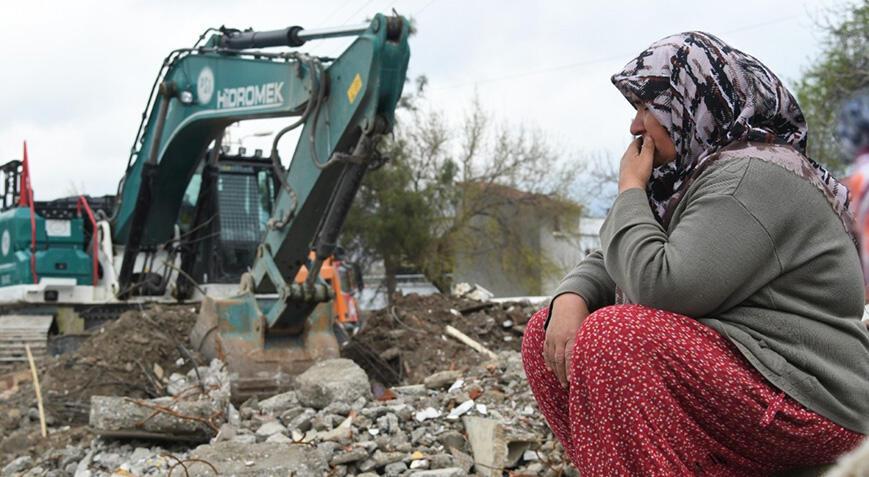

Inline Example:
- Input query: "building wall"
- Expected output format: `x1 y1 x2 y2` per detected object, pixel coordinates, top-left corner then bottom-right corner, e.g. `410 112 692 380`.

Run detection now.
452 206 545 297
539 215 583 295
452 203 591 298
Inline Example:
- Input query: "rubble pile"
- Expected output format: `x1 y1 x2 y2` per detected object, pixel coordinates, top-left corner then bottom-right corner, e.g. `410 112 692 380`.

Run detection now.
344 294 539 385
3 353 573 476
40 305 203 423
0 306 203 470
0 297 575 477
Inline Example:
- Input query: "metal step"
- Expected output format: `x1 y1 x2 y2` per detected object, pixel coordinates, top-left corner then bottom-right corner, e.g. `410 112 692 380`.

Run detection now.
0 315 53 365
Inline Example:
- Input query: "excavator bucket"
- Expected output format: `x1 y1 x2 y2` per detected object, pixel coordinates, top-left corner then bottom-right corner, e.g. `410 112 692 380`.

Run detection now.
190 293 340 399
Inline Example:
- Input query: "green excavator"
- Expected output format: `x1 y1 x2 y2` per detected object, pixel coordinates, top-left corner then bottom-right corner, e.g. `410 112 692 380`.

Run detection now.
0 14 410 396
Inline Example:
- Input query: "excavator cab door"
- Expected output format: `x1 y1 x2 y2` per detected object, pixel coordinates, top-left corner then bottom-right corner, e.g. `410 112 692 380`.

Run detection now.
176 149 278 297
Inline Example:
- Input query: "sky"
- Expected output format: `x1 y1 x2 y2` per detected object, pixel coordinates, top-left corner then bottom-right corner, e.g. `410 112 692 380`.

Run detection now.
0 0 850 203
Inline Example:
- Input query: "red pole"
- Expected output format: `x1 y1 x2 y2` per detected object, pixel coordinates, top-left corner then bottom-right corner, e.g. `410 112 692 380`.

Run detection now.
22 142 38 284
19 142 31 207
77 196 99 286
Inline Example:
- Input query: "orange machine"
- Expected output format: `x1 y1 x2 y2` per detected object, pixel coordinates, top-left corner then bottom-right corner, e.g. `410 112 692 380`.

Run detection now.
294 254 360 329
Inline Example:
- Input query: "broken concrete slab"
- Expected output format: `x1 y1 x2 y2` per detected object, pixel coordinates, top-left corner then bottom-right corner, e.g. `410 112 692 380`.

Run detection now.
2 455 33 475
331 447 369 465
410 467 467 477
424 370 463 390
258 390 299 415
89 396 219 442
463 416 537 477
308 414 354 442
296 358 372 409
188 441 328 476
265 433 292 444
254 420 286 438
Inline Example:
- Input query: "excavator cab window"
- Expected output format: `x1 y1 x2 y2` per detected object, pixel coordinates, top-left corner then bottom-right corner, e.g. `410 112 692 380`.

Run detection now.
177 151 278 287
177 163 203 235
0 160 22 211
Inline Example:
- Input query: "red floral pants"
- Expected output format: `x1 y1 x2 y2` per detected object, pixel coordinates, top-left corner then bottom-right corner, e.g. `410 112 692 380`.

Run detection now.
521 305 865 476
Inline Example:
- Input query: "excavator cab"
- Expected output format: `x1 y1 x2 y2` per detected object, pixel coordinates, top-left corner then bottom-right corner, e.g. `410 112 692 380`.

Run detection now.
176 148 277 295
177 149 362 330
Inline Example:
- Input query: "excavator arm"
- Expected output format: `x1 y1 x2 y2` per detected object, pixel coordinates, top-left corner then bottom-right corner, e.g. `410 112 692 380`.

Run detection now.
113 15 410 303
105 14 413 397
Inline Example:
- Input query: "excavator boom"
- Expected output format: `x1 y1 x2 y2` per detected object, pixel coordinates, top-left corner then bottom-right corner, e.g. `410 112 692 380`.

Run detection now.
127 15 411 397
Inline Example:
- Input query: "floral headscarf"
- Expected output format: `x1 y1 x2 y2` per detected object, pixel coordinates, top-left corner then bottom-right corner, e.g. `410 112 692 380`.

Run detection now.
611 31 853 240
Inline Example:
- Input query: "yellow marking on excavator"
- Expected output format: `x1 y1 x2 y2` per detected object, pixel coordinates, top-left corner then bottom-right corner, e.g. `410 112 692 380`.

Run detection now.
347 73 363 104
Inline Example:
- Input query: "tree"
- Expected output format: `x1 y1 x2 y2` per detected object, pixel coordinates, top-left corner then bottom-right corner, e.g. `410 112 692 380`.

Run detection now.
343 78 575 301
794 0 868 173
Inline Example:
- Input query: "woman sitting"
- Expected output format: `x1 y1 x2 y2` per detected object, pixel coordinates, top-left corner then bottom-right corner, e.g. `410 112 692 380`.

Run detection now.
521 31 869 476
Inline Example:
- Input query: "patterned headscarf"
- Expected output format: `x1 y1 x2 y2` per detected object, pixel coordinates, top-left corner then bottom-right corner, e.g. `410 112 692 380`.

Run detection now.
611 31 853 235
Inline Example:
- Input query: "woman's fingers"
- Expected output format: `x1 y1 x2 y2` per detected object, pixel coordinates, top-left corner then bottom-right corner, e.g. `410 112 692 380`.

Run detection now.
641 133 655 158
543 335 555 372
618 134 654 192
554 344 568 387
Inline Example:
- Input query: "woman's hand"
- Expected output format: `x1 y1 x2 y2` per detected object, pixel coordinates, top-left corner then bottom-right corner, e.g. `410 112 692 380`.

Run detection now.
619 134 655 193
544 293 590 387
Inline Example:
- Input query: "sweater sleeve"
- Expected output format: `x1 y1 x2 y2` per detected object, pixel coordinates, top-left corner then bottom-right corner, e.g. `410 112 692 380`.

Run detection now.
600 187 781 318
551 249 616 312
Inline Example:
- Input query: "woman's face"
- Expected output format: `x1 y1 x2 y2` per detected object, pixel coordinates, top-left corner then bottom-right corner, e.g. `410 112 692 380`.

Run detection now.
630 105 677 165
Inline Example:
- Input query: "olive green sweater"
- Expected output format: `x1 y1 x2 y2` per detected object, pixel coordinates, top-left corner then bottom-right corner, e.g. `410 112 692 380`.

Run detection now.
554 144 869 434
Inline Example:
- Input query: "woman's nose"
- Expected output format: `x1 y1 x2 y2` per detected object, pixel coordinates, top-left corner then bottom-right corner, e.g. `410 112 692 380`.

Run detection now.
630 110 645 136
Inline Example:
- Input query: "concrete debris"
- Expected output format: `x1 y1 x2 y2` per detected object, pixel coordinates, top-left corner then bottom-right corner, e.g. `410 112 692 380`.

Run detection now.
0 300 580 477
296 358 373 409
332 447 370 465
2 456 32 475
410 468 467 477
189 441 328 476
414 407 441 422
88 359 230 442
254 420 286 438
2 348 572 477
825 437 869 477
424 370 463 390
464 416 538 477
451 282 494 302
88 396 218 442
446 400 474 420
257 390 298 415
447 379 464 393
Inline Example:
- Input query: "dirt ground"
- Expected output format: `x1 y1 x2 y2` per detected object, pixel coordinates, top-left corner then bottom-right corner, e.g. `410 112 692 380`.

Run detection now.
343 293 536 386
40 305 203 424
0 305 202 466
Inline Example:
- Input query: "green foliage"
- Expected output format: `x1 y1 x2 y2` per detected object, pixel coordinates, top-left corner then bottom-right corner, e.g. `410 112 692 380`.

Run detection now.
795 0 869 172
343 77 577 298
